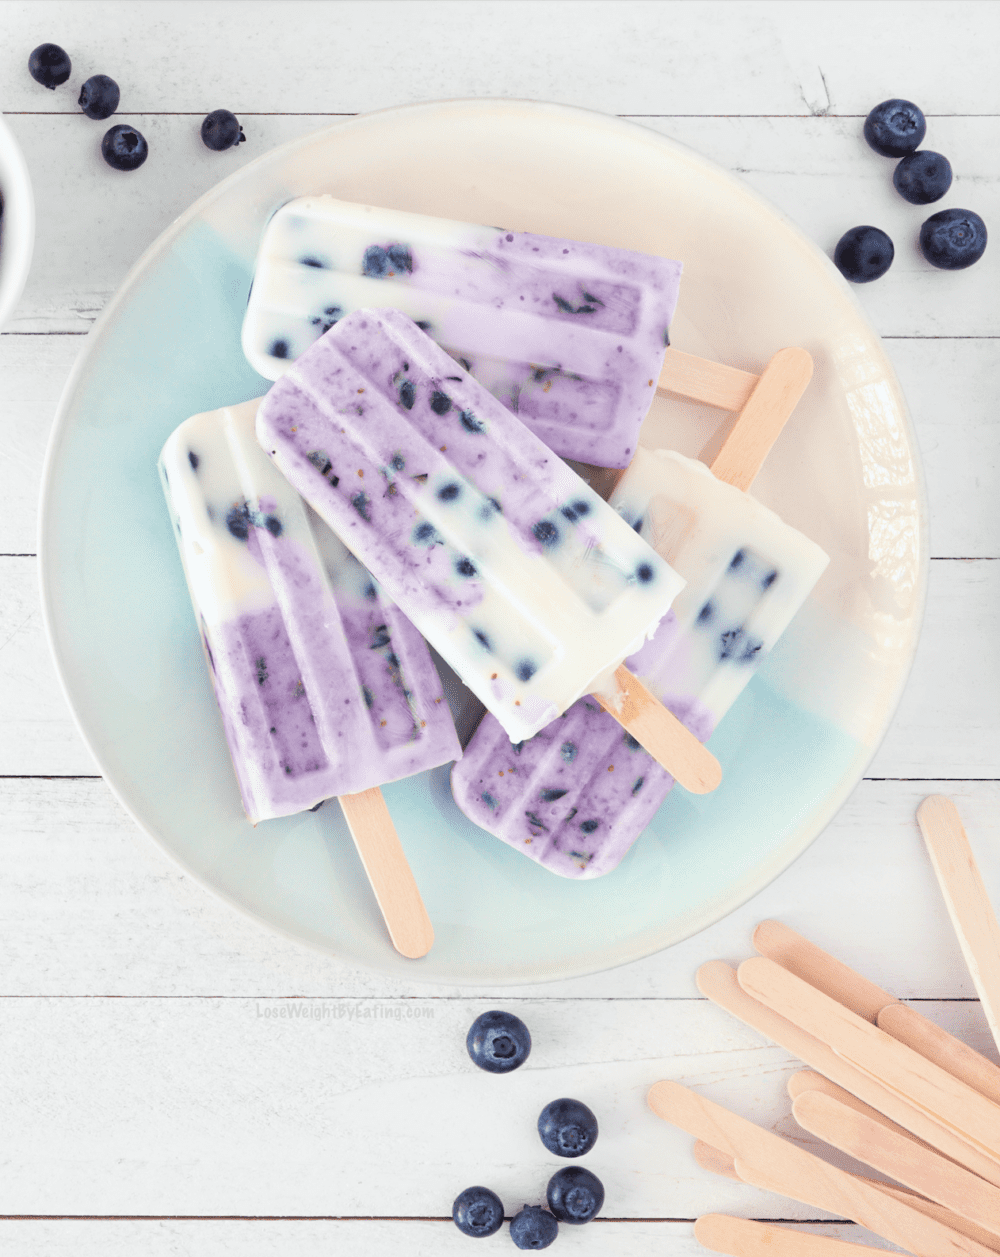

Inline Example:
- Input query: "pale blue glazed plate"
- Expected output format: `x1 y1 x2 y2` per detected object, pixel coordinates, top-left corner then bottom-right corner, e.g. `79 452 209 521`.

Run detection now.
39 99 926 983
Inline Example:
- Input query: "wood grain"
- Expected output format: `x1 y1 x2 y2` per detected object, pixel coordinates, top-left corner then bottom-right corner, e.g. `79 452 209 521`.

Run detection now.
657 348 758 412
919 796 1000 1055
878 1003 1000 1105
648 1080 996 1257
708 348 813 491
752 920 899 1023
793 1088 1000 1238
787 1070 943 1156
593 665 722 794
694 1214 888 1257
694 1141 1000 1255
336 788 434 959
738 956 1000 1163
697 960 1000 1186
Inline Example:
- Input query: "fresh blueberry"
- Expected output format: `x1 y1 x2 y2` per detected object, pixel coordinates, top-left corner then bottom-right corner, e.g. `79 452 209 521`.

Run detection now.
893 150 952 205
28 43 71 89
201 109 245 151
509 1206 558 1250
833 225 894 283
466 1010 531 1073
78 74 119 120
919 207 988 270
452 1185 504 1238
863 99 926 158
101 124 148 171
538 1098 598 1158
546 1166 604 1224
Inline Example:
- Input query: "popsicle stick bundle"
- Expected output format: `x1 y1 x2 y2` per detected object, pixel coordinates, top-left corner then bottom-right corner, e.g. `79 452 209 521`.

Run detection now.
648 796 1000 1256
161 191 832 952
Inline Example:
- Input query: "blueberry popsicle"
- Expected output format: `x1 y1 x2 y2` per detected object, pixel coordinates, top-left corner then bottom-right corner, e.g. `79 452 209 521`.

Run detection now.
256 308 721 794
242 196 682 469
452 348 826 877
160 397 461 956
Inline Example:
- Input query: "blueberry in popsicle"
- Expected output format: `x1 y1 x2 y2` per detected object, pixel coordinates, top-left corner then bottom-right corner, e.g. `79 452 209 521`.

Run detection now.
242 195 682 469
452 348 826 877
159 397 461 957
255 309 721 794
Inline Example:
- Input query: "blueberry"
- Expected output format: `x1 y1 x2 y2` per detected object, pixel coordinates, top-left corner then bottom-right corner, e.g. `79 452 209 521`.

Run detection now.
452 1185 504 1238
201 109 245 151
919 208 988 270
101 124 148 171
546 1166 604 1224
430 391 452 415
28 43 71 89
78 74 119 120
863 99 926 157
833 225 894 283
509 1206 558 1250
538 1098 598 1158
893 150 952 205
466 1010 531 1073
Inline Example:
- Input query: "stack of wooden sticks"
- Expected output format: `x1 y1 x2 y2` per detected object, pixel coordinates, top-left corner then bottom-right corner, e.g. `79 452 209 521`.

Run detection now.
649 795 1000 1257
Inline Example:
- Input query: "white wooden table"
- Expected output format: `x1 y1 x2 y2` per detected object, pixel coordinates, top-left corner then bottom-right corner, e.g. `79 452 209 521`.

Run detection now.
2 2 998 1252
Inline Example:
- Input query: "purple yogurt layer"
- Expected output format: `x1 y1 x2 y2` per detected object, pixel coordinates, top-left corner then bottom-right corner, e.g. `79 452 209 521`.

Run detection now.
242 195 683 468
159 398 460 823
451 612 715 879
255 308 682 746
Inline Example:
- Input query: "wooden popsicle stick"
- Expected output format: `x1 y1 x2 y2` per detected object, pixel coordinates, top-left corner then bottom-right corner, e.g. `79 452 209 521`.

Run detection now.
696 1140 1000 1255
918 795 1000 1057
693 1138 742 1180
696 960 1000 1186
753 919 1000 1099
788 1069 947 1158
337 787 434 959
592 664 722 794
734 1155 996 1257
738 956 1000 1164
793 1088 1000 1239
707 347 814 491
752 920 900 1023
694 1214 889 1257
647 1080 996 1257
878 1002 1000 1104
657 347 759 412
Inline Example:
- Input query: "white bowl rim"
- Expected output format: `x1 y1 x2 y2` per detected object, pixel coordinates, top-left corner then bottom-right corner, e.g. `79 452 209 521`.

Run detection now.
0 115 36 330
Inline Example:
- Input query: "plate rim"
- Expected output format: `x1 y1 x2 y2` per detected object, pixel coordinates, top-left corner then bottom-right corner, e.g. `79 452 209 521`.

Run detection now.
37 96 929 985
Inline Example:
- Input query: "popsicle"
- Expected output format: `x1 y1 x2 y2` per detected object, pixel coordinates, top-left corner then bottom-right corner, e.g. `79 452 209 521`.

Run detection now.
242 195 682 469
451 348 826 877
255 307 721 794
159 397 462 957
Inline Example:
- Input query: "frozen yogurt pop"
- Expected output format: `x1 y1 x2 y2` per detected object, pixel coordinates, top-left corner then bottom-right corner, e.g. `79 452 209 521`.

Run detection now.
255 307 722 794
160 397 461 956
242 196 682 469
452 348 827 877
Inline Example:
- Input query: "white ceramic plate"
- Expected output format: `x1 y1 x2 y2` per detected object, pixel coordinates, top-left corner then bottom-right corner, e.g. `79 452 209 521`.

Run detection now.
39 99 925 984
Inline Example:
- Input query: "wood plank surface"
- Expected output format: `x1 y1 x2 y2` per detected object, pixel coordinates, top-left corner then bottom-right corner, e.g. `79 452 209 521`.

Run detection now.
0 1219 894 1257
1 0 997 1247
